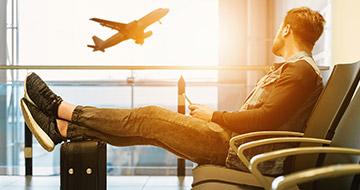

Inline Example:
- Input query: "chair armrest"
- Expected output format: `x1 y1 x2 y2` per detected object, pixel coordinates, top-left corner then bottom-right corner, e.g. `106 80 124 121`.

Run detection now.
230 131 304 153
249 147 360 189
236 137 330 168
272 164 360 190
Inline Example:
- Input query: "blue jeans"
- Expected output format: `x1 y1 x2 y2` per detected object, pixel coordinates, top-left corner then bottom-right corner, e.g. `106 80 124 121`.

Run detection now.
67 105 231 165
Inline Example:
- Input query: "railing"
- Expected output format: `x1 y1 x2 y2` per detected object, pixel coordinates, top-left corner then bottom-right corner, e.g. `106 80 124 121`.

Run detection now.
0 65 271 70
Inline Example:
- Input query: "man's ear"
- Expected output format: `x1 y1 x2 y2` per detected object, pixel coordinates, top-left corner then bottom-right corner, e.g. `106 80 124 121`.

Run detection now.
282 24 291 37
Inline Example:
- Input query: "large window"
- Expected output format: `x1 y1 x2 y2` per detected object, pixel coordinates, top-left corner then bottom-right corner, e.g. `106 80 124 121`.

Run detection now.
2 0 219 175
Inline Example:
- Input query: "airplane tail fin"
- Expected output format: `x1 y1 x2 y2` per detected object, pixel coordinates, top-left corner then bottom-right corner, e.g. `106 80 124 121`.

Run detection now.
87 36 105 52
92 36 104 47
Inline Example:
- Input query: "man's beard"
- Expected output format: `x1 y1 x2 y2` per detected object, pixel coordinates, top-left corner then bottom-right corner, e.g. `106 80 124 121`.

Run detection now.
272 39 284 57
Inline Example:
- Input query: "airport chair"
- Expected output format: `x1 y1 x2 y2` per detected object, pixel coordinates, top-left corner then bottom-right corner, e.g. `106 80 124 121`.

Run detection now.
251 80 360 190
191 61 360 190
271 163 360 190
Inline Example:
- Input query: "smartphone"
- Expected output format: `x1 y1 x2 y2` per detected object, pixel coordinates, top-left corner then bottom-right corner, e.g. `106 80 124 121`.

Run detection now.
183 93 193 105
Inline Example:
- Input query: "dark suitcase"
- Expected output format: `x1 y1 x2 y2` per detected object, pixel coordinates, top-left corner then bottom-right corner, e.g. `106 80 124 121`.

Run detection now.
60 140 107 190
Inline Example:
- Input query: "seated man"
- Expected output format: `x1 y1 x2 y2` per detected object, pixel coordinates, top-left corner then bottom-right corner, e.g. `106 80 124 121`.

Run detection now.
21 7 325 175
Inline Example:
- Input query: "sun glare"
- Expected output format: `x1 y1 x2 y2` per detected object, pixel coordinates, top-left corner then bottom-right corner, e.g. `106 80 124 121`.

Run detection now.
18 0 219 81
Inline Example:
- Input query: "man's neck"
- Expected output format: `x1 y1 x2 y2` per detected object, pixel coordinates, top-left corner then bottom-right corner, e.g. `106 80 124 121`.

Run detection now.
281 43 312 60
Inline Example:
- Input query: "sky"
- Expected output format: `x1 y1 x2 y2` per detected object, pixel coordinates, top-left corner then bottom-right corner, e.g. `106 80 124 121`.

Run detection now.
18 0 219 80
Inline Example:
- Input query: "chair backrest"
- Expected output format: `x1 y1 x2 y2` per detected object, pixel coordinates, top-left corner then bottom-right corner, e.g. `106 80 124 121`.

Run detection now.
295 61 360 171
304 62 360 139
316 82 360 190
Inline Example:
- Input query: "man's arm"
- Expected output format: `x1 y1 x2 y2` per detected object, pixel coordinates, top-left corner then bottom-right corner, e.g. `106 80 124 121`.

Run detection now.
211 60 320 134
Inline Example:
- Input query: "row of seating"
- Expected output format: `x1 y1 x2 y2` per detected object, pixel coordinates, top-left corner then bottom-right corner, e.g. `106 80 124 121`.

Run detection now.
191 61 360 190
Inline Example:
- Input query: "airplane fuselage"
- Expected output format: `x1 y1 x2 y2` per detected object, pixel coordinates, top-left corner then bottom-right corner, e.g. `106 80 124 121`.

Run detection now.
102 32 128 50
88 8 169 52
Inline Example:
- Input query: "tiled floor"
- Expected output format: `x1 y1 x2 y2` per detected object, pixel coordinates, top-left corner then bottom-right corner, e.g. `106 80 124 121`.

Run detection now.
0 176 193 190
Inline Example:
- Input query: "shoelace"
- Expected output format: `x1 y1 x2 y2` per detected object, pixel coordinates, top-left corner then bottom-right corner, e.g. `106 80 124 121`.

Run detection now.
39 86 60 111
39 86 54 100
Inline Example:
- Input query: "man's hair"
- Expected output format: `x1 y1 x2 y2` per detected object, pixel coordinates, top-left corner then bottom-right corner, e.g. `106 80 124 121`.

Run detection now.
284 7 325 47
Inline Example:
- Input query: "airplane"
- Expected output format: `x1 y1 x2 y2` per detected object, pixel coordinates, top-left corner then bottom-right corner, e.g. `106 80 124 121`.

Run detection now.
87 8 169 52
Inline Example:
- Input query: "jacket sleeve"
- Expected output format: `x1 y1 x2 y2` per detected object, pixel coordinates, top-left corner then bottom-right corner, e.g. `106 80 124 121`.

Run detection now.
211 60 319 134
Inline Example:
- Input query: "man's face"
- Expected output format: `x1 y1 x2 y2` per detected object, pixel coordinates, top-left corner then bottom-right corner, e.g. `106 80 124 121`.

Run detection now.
272 22 288 57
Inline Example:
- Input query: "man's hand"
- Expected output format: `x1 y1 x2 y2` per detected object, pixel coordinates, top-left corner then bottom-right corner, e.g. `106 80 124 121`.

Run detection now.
188 104 214 122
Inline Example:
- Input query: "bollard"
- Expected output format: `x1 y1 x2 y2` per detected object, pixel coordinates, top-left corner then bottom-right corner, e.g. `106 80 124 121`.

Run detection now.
177 75 186 176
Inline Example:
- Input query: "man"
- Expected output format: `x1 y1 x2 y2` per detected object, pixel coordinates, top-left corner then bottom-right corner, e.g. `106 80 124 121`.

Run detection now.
21 7 325 175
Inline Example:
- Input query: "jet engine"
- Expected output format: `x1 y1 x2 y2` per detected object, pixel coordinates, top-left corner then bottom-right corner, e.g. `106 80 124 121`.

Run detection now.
143 31 153 39
135 31 153 45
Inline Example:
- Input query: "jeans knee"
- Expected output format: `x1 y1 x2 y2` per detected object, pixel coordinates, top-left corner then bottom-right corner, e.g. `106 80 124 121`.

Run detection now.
139 105 162 114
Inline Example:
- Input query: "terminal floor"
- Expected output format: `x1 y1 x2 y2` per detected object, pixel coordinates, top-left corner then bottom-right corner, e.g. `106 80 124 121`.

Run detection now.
0 176 193 190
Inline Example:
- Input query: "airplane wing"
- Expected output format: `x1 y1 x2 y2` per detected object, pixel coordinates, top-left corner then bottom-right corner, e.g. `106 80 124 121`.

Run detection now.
90 18 127 31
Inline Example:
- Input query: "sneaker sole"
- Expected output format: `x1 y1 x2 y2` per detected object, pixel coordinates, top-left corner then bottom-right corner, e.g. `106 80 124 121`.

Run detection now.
24 72 37 106
20 99 55 152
